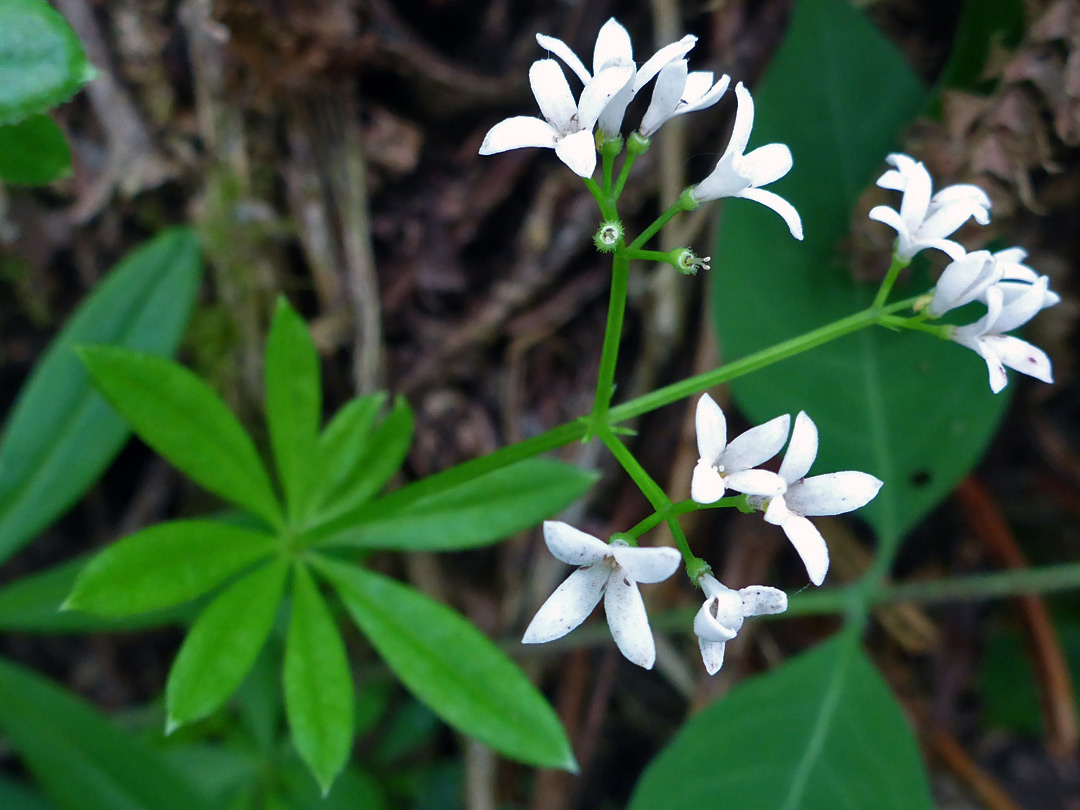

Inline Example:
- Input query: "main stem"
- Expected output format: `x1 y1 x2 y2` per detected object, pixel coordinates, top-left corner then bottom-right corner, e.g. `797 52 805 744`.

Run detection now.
590 250 630 427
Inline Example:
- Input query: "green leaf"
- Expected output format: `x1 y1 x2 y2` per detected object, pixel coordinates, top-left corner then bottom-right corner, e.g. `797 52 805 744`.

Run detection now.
80 347 284 529
310 395 412 521
283 564 354 795
938 0 1024 95
65 520 278 617
0 228 201 565
710 0 1007 541
0 0 94 125
265 298 321 519
319 457 597 551
628 638 934 810
281 764 387 810
166 558 288 728
0 656 209 810
0 776 57 810
0 556 190 633
315 557 575 771
0 114 70 184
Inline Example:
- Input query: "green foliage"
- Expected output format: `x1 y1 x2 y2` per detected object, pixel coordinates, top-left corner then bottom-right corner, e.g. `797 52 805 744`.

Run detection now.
64 521 278 617
319 457 599 551
283 565 355 795
316 556 577 771
0 229 202 565
265 298 322 520
711 0 1008 542
0 776 56 810
165 558 289 728
80 346 285 530
629 637 934 810
0 114 70 184
0 0 94 125
0 657 208 810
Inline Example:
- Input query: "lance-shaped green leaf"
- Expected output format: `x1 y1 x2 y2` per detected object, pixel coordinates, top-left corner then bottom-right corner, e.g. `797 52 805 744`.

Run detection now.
284 564 354 794
310 396 412 522
0 0 95 125
64 520 278 617
0 114 69 185
710 0 1005 541
0 228 201 565
80 347 284 529
314 557 575 771
628 638 934 810
318 458 598 551
0 656 208 810
265 298 321 519
166 558 288 729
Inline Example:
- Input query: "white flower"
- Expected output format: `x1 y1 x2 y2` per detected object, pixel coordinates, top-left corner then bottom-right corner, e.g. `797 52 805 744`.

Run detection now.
952 280 1054 394
536 18 697 137
689 83 803 241
523 521 681 669
927 250 1003 317
753 412 882 586
478 57 633 177
868 153 991 262
639 59 730 137
694 574 787 675
978 247 1062 310
691 393 789 504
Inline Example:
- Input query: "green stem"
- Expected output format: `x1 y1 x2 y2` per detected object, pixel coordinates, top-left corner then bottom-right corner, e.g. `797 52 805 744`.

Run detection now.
628 200 684 252
597 428 668 511
590 251 630 425
625 498 741 540
611 152 638 200
871 254 909 309
879 314 950 339
583 177 616 220
626 249 672 263
602 150 614 196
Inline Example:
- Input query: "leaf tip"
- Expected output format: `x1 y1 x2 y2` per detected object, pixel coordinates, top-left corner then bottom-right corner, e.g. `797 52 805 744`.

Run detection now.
164 715 181 735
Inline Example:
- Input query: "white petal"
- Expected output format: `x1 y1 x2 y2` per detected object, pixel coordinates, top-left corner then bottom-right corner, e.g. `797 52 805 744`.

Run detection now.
738 585 788 616
535 33 591 84
676 73 730 116
522 564 608 643
479 117 557 155
699 637 727 675
897 159 932 229
994 246 1028 265
604 576 656 669
692 158 746 202
723 468 787 497
695 393 727 462
738 143 792 187
543 520 610 565
918 199 987 242
592 18 633 74
928 251 999 317
596 81 634 136
785 472 883 517
763 494 790 525
639 59 687 136
867 205 908 239
875 169 906 191
611 545 681 584
691 460 726 504
972 339 1010 393
992 275 1049 333
737 188 804 240
554 129 597 177
578 60 635 131
778 411 817 483
529 60 577 132
632 34 697 93
780 514 830 586
721 414 791 472
983 335 1053 385
725 82 755 160
693 595 741 643
929 183 991 221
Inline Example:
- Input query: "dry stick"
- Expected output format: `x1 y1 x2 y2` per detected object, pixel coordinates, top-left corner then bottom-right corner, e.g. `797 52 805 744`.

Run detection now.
955 477 1080 759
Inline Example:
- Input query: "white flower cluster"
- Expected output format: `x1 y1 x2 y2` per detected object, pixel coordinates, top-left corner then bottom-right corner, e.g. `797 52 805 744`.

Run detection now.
523 394 880 674
870 153 1059 393
479 18 803 240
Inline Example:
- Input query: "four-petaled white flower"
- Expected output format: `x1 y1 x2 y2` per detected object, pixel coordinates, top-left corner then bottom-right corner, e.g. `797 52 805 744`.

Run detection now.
479 57 633 178
869 153 991 262
536 18 697 137
752 412 882 586
927 250 1003 317
639 59 730 137
691 393 789 505
694 574 787 675
523 521 681 669
689 83 803 241
951 279 1055 394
